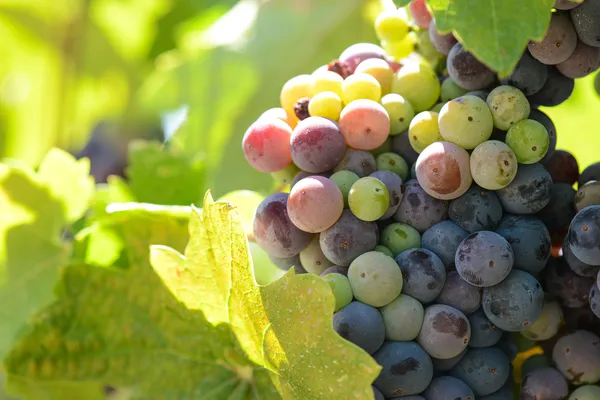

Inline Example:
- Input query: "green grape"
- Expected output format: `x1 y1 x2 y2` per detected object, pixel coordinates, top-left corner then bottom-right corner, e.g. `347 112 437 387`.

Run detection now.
440 78 469 102
569 385 600 400
381 93 415 135
382 35 415 61
308 91 343 121
310 70 343 97
271 163 300 186
355 58 394 95
392 61 441 112
348 177 390 221
323 273 353 311
505 119 550 164
330 170 360 207
371 137 392 157
248 242 286 285
416 29 442 66
430 102 445 113
299 235 333 275
348 251 403 307
438 95 494 150
374 245 394 257
408 111 443 153
470 140 519 190
486 85 531 130
342 73 381 104
376 152 409 181
380 222 422 256
380 294 424 341
375 9 409 42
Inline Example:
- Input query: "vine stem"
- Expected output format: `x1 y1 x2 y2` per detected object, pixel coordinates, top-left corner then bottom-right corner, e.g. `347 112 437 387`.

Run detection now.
380 0 397 12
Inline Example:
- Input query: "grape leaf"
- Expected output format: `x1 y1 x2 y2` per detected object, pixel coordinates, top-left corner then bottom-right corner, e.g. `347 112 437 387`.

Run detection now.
426 0 554 76
150 193 381 399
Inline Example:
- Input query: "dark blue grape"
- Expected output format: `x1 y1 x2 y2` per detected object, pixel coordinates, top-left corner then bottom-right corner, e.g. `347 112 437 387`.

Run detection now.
418 304 471 360
501 51 548 96
580 162 600 186
449 185 503 233
455 231 514 287
391 131 419 165
478 382 513 400
435 270 482 314
422 221 469 269
496 163 552 215
394 180 449 233
319 210 378 266
521 367 569 400
423 376 475 400
370 170 405 219
496 332 519 361
450 347 510 396
571 0 600 47
432 348 468 372
496 214 551 275
468 308 503 348
482 269 544 332
552 330 600 385
563 236 600 277
536 183 576 234
528 66 575 108
590 282 600 318
567 205 600 266
373 341 434 398
373 385 384 400
395 248 447 303
545 257 595 308
332 301 385 354
529 109 557 164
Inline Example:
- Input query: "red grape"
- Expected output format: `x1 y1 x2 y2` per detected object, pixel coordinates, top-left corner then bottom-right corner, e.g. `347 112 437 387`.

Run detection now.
242 117 293 172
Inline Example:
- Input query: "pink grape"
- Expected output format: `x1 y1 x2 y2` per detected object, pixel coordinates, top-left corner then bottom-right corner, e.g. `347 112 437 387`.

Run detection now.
291 117 347 173
242 117 292 172
409 0 432 29
287 176 344 233
339 99 391 151
415 141 473 200
339 43 387 74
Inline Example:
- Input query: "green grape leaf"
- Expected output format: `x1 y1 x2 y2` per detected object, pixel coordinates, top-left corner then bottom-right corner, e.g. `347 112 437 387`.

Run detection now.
426 0 554 76
396 0 412 7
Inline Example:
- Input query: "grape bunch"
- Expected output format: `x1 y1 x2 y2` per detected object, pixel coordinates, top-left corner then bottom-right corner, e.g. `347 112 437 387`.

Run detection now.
242 0 600 398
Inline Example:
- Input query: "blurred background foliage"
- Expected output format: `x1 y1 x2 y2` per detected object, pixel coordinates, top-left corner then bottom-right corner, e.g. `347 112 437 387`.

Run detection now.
0 0 598 206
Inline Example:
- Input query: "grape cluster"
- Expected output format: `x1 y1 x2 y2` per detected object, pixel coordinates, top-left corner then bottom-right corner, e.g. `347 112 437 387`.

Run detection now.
242 0 600 398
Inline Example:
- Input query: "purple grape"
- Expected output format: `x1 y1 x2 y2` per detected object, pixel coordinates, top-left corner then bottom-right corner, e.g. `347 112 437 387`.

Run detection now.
422 221 469 269
590 282 600 318
520 367 569 400
468 308 503 348
552 330 600 385
372 386 384 400
268 253 306 273
339 43 386 74
501 51 549 95
320 265 349 277
537 183 576 234
563 236 600 277
449 185 503 233
528 67 575 107
455 231 514 287
496 163 552 215
436 270 483 314
334 149 377 177
542 149 579 185
447 43 496 90
423 376 475 400
545 256 595 308
290 117 346 173
370 171 405 219
567 205 600 265
496 215 551 275
333 301 385 354
418 304 471 360
391 131 419 165
557 40 600 78
528 13 578 65
290 170 331 189
319 210 378 266
394 179 449 233
395 248 447 303
570 0 600 47
428 22 458 56
450 347 510 396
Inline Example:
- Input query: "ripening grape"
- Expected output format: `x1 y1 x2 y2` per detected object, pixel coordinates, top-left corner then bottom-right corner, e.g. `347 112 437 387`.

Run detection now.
408 111 443 153
323 273 353 311
308 91 343 121
339 99 391 150
486 85 531 131
355 58 394 95
348 177 390 221
280 74 313 127
310 70 344 97
447 43 496 91
370 170 404 219
291 116 346 173
392 61 441 112
347 251 403 307
334 149 377 177
339 42 387 74
557 40 600 79
330 170 360 207
342 73 382 104
271 163 300 186
429 22 458 55
376 152 409 181
470 140 518 190
242 117 293 172
438 95 494 149
440 78 469 102
521 300 563 341
375 9 409 42
505 119 550 164
287 176 344 233
381 93 415 135
528 13 578 65
299 235 333 275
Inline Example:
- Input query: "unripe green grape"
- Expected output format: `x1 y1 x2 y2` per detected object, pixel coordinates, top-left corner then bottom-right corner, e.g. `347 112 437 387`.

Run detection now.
348 251 403 307
382 35 415 61
486 85 530 131
271 163 300 186
505 119 550 164
440 78 469 102
430 102 445 113
376 152 409 181
438 95 494 150
308 91 343 121
323 273 353 311
371 137 392 157
381 93 415 135
330 170 360 207
342 73 381 104
569 385 600 400
348 177 390 221
392 61 441 112
375 9 409 42
355 58 394 95
374 245 394 257
299 235 333 275
310 70 344 97
380 294 424 341
470 140 518 190
380 222 422 256
408 111 443 153
416 29 442 66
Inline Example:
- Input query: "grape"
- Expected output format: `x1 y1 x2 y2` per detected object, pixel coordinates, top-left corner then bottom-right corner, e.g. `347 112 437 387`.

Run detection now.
323 273 353 311
468 308 503 348
522 355 552 377
308 91 343 121
370 171 405 219
563 235 600 277
429 102 445 113
438 95 494 149
496 163 552 214
571 0 600 47
290 117 346 173
310 70 344 97
415 141 473 200
375 245 394 257
567 205 600 265
409 0 432 29
501 51 549 96
505 119 550 164
254 193 312 258
260 107 289 123
521 367 569 400
348 251 403 307
565 304 600 333
465 89 490 101
496 332 519 361
447 43 496 90
422 221 469 269
342 73 382 104
542 149 579 185
376 152 409 181
486 85 531 131
530 109 557 163
521 300 563 341
537 183 576 234
333 301 385 354
428 23 458 55
528 13 577 64
299 235 333 275
339 99 390 151
392 61 441 112
449 185 503 233
287 176 344 233
348 177 390 221
482 269 544 331
545 257 595 308
569 385 600 400
380 222 422 256
580 162 600 185
320 266 348 277
242 117 292 173
355 58 394 95
334 149 377 177
269 253 306 273
329 170 359 208
555 0 581 10
380 294 425 341
381 93 415 135
528 66 575 107
552 330 600 385
339 42 386 74
382 36 416 61
280 74 313 126
440 78 469 102
290 170 331 189
431 348 468 372
415 24 441 65
373 386 384 400
478 383 513 400
319 209 378 266
450 347 510 396
470 140 519 190
422 376 475 400
375 9 409 42
391 131 420 165
576 181 600 212
418 304 470 360
557 40 600 78
395 248 447 303
394 179 449 233
371 137 392 157
373 341 434 398
455 231 514 287
436 270 482 314
496 215 551 275
408 111 443 153
271 163 300 186
410 162 418 180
